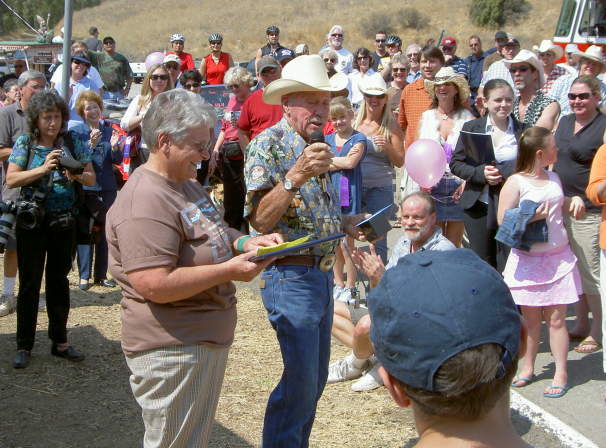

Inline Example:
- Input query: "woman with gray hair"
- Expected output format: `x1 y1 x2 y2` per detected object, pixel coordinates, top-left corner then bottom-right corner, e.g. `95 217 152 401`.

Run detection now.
208 66 254 230
320 48 339 78
106 89 281 448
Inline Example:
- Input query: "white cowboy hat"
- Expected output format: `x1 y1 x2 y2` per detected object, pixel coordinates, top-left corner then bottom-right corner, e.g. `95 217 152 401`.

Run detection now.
358 72 388 96
423 66 470 103
536 39 564 60
572 45 604 66
263 54 348 105
504 49 545 89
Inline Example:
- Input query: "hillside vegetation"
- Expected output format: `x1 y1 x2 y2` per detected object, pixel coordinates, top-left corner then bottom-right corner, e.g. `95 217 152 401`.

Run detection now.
8 0 560 61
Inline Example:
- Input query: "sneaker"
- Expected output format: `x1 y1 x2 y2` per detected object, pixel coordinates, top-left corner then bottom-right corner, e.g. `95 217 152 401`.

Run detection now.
327 354 369 383
0 294 16 317
351 363 384 392
333 284 344 301
38 297 46 310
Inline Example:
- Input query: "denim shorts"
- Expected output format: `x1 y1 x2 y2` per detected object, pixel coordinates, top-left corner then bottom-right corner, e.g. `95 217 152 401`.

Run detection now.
431 175 464 222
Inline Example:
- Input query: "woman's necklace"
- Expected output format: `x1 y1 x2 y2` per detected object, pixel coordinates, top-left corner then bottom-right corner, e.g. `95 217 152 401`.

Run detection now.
436 106 453 121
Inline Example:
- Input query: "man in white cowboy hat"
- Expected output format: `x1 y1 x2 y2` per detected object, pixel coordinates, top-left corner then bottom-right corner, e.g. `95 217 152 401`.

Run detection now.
549 45 606 116
535 39 568 94
558 43 579 75
243 54 366 447
504 49 560 129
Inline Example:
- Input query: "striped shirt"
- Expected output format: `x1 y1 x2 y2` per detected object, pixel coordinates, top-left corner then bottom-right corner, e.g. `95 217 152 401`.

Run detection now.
540 65 568 94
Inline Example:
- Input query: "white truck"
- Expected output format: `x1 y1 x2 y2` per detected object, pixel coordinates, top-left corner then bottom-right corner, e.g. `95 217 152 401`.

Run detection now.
129 62 147 83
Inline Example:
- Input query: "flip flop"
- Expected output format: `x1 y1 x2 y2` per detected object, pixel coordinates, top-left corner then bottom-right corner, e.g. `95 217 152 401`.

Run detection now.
543 384 570 398
511 376 534 388
574 339 602 354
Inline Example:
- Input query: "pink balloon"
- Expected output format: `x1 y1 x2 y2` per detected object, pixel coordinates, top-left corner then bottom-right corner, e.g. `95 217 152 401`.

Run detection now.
145 52 166 70
405 139 447 189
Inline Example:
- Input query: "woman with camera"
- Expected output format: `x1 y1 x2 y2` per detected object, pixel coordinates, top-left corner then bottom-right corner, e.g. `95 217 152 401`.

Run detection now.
6 91 95 369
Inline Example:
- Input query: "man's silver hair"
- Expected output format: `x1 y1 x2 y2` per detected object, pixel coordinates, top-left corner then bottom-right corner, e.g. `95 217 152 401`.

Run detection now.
17 70 46 88
327 25 344 40
391 54 410 69
224 66 253 87
405 43 422 55
320 48 338 60
142 89 217 151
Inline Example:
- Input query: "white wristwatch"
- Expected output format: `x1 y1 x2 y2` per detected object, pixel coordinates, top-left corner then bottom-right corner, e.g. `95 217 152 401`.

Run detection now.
283 177 299 193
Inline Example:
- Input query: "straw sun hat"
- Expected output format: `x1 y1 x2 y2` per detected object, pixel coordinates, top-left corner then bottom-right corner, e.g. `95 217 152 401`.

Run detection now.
263 54 348 105
423 67 470 103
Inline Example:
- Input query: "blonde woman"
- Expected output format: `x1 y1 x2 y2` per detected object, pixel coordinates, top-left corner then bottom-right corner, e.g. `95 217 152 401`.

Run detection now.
419 67 474 246
354 73 405 261
120 64 173 162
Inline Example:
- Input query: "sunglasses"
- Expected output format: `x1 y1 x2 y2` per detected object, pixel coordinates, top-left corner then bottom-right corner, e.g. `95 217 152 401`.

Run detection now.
72 60 89 67
210 41 222 45
227 84 240 90
357 56 369 60
184 82 201 89
407 53 419 57
323 58 337 63
103 41 115 45
375 39 386 43
331 33 343 37
538 52 554 58
567 92 592 100
364 93 386 99
151 74 169 81
261 67 278 75
509 66 530 74
392 67 407 73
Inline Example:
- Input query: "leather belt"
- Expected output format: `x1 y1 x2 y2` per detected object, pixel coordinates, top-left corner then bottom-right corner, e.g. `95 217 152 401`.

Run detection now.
273 255 321 267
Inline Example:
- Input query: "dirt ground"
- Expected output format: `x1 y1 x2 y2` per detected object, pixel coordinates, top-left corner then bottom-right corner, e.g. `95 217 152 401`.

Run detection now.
0 271 566 448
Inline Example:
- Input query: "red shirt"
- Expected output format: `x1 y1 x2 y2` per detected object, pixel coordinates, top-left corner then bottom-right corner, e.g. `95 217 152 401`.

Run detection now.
167 51 195 72
204 52 230 85
237 89 283 140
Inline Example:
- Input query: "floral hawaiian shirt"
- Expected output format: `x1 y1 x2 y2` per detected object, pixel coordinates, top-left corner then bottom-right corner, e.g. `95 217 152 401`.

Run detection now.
244 118 342 255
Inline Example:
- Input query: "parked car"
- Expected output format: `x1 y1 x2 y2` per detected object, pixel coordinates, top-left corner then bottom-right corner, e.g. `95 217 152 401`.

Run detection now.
130 62 146 83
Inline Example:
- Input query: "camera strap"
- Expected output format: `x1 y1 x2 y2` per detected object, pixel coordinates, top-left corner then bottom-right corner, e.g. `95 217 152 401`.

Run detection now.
21 136 52 201
60 133 85 209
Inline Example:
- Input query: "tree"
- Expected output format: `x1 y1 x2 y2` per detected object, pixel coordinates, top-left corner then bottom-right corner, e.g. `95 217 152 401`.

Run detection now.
469 0 531 28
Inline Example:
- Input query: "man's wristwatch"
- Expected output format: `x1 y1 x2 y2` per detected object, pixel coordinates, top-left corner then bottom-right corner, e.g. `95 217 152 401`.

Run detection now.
283 177 299 193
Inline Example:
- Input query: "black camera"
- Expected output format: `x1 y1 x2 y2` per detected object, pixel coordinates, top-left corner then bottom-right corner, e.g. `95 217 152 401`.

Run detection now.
0 200 18 252
16 201 45 230
58 150 85 175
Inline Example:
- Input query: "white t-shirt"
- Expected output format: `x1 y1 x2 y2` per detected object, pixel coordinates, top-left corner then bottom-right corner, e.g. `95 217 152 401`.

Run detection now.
51 64 104 91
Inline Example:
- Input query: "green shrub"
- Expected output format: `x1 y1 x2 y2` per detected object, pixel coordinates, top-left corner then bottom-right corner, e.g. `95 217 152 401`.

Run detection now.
469 0 531 28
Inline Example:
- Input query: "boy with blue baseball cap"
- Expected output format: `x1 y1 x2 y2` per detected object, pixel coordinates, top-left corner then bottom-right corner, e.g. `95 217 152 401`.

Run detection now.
369 249 531 448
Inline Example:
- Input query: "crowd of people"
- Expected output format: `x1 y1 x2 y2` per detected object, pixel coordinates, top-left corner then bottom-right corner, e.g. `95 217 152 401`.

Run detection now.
0 20 605 448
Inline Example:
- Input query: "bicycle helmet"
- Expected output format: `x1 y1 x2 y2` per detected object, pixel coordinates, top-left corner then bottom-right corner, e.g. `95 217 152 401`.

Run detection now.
170 33 185 43
208 33 223 43
385 35 402 47
266 25 280 35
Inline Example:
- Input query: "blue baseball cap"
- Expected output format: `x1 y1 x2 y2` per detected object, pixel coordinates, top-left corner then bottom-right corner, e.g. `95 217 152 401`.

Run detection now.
369 249 521 392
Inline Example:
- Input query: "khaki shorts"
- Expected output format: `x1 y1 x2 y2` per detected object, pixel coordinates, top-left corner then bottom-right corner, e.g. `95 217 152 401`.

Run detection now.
564 213 601 297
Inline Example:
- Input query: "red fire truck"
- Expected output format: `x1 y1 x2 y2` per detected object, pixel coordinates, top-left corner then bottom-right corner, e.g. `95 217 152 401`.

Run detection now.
554 0 606 57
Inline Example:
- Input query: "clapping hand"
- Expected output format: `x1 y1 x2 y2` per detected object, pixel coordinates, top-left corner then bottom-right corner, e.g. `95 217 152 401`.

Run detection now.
89 128 102 148
346 244 385 288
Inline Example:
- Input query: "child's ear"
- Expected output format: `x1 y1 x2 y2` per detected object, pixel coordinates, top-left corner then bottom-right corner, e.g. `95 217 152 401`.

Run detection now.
380 366 412 408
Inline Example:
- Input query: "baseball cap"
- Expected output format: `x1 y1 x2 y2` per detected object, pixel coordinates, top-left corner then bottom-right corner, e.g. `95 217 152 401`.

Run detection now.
441 37 457 47
495 31 508 40
504 37 520 47
258 55 280 73
276 48 295 63
369 249 521 392
163 54 180 65
71 55 91 66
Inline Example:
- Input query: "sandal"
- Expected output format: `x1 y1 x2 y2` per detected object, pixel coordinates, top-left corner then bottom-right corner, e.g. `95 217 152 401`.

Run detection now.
543 384 569 398
511 375 534 388
574 339 602 354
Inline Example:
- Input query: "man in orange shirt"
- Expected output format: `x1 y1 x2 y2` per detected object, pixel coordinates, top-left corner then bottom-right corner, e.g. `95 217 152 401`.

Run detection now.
398 45 444 148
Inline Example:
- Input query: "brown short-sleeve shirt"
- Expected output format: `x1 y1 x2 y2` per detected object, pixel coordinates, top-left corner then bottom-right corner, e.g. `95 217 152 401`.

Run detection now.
106 167 240 355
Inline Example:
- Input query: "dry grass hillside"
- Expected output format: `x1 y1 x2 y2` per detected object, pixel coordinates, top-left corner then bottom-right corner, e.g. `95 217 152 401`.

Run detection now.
38 0 560 61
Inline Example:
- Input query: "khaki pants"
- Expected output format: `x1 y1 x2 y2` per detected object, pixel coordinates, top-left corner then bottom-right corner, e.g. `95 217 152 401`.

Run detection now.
126 344 230 448
564 213 601 297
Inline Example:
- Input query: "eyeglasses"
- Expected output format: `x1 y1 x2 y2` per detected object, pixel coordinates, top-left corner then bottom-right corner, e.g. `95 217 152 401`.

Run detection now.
210 41 222 45
151 74 170 81
184 82 201 89
509 66 530 74
567 92 592 100
331 33 343 37
392 67 407 73
323 58 337 63
375 39 386 43
227 84 240 90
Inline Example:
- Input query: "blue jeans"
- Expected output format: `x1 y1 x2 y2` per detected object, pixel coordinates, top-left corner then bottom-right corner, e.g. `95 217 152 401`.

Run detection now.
260 264 333 448
102 89 125 100
362 185 394 263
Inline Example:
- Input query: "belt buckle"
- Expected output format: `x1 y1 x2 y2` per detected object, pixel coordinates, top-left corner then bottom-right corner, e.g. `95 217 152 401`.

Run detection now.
319 254 336 272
